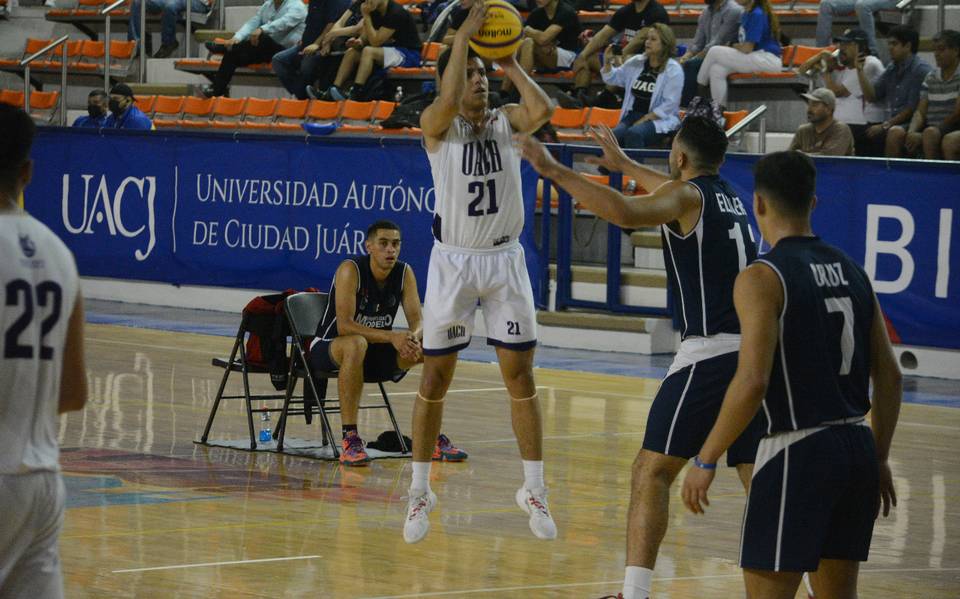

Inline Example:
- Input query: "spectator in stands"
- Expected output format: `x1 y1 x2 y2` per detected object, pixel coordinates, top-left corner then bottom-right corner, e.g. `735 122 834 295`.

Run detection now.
103 83 153 130
790 87 855 155
602 23 683 149
816 0 896 56
272 0 351 99
696 0 780 109
897 30 960 160
129 0 211 59
317 0 421 102
72 89 109 128
441 0 473 47
500 0 582 103
797 28 886 156
679 0 743 107
859 25 932 157
570 0 670 106
302 0 367 97
201 0 307 98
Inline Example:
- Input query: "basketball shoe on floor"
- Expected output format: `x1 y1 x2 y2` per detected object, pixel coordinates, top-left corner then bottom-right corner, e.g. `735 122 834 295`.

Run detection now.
403 490 437 544
515 486 557 539
432 434 468 461
340 431 371 466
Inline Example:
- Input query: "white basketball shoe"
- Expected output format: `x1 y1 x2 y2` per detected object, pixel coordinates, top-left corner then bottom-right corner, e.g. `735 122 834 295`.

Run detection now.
403 489 437 544
515 486 557 540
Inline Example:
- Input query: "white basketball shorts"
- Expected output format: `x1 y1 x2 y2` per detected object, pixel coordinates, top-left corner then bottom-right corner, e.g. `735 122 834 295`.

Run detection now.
0 471 65 599
422 240 537 354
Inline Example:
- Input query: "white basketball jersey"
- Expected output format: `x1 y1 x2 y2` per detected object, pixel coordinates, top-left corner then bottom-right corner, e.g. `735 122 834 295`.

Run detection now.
426 109 525 249
0 212 79 474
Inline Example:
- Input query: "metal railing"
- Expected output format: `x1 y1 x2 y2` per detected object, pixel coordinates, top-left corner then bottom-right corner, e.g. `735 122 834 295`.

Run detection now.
185 0 192 59
725 104 769 153
101 0 127 93
140 0 146 82
19 35 69 127
547 143 673 317
938 0 945 33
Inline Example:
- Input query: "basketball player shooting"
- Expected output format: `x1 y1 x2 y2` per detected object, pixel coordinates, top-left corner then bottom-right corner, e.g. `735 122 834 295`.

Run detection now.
401 0 556 544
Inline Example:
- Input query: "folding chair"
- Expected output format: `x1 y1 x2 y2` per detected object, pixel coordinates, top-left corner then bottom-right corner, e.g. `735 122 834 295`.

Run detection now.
276 292 408 456
199 294 318 450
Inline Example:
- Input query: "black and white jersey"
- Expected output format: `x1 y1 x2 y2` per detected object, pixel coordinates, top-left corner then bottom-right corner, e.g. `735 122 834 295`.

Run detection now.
757 236 875 434
426 109 525 249
1 213 79 474
662 174 758 339
314 256 407 341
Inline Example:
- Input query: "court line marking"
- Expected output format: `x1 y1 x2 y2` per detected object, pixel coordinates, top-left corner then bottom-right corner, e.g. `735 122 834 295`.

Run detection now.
355 567 960 598
112 554 321 573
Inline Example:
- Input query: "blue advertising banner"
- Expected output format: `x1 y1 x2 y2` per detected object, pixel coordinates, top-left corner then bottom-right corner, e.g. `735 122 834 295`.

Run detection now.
719 153 960 350
26 129 544 304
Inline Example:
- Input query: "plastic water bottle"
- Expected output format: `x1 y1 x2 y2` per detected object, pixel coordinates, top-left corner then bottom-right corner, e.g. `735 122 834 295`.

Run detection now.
394 86 404 104
259 404 272 443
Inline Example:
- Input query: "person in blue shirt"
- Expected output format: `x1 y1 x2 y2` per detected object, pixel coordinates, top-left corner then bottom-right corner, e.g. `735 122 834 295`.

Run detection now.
72 89 109 128
103 84 154 130
696 0 782 107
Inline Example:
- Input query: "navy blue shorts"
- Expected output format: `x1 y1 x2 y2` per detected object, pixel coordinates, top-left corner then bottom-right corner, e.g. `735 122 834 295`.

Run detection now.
740 424 880 572
309 339 407 383
642 351 763 465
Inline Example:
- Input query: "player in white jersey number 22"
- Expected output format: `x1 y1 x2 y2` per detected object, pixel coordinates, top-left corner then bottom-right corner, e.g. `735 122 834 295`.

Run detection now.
402 0 557 544
0 105 88 599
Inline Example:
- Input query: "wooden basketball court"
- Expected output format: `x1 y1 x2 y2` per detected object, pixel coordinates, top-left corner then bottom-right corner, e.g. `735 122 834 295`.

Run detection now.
59 321 959 598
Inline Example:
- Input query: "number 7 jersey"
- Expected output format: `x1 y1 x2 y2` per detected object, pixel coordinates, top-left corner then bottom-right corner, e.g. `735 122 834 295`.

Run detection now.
426 109 525 250
1 212 79 474
662 174 758 339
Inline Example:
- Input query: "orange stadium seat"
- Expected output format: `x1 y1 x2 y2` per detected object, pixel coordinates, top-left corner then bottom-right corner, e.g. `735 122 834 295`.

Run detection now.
0 89 25 106
135 94 156 115
368 100 397 133
305 100 341 125
177 96 215 128
240 97 278 130
209 96 247 129
551 107 588 142
271 98 309 132
723 110 749 131
338 100 377 133
586 107 620 129
152 95 186 127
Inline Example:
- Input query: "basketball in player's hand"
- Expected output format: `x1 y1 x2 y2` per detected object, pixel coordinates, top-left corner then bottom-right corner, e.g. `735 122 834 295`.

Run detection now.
468 0 523 60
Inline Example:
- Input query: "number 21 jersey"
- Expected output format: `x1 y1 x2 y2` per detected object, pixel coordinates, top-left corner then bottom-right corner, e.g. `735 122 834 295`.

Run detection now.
426 109 525 250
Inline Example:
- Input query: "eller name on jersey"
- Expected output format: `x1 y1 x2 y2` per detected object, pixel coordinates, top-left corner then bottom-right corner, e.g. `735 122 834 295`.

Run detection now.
427 109 525 250
662 175 758 339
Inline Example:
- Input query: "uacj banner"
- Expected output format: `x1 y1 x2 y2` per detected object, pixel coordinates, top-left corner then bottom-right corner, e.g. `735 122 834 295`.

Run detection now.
26 129 544 304
720 153 959 350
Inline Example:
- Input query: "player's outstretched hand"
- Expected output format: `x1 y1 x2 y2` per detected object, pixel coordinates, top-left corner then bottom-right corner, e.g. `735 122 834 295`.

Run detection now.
681 463 715 515
460 0 487 40
514 134 560 177
585 123 629 173
877 459 897 517
494 52 520 72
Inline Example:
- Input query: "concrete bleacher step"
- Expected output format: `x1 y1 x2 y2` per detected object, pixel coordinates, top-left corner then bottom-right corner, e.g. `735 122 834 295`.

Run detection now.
193 29 231 43
129 82 192 96
630 229 664 269
537 309 678 354
547 263 668 311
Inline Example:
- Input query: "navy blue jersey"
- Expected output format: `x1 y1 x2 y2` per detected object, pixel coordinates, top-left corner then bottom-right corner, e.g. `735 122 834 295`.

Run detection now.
315 256 407 341
757 236 875 434
661 175 758 339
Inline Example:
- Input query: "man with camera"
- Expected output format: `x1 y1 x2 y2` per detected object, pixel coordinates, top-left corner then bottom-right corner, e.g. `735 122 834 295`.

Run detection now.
796 28 884 156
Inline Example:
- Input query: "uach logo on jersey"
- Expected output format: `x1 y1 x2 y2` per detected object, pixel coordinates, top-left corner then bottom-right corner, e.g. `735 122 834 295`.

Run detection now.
60 174 157 261
19 234 36 258
461 140 503 177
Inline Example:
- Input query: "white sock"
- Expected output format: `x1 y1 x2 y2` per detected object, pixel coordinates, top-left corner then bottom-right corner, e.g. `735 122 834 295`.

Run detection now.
522 460 544 491
410 461 431 494
623 566 653 599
